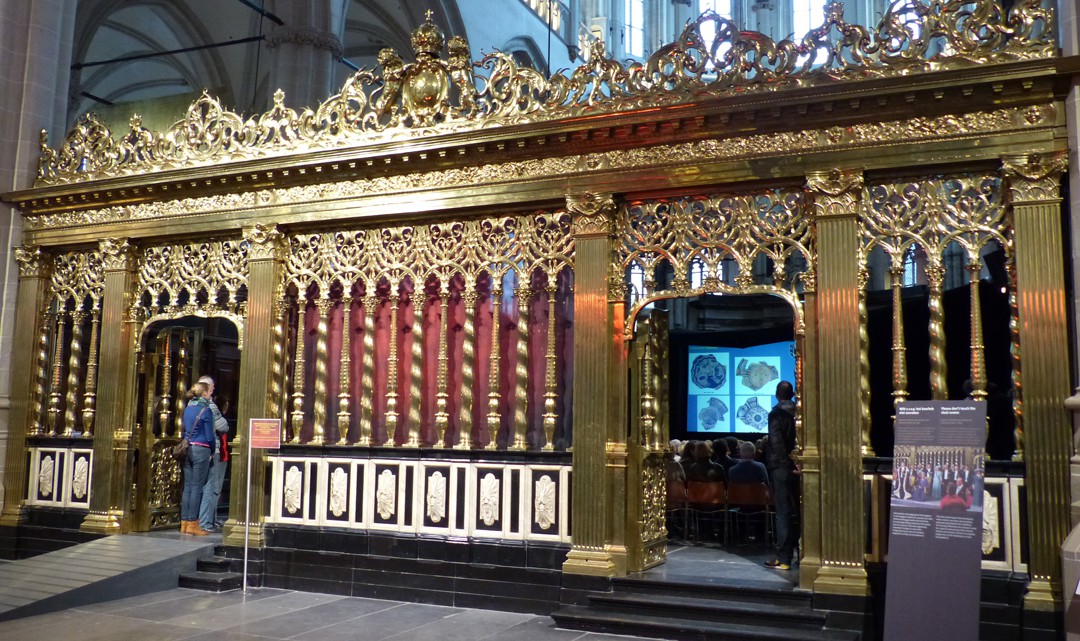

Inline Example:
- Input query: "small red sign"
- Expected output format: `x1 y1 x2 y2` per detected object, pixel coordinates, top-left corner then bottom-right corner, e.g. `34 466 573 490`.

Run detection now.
249 418 282 449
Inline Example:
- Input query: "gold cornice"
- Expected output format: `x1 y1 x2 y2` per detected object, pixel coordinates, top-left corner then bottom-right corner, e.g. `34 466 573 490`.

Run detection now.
17 102 1058 240
26 2 1056 189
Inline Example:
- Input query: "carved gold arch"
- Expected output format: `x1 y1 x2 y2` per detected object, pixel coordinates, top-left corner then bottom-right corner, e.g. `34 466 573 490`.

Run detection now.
618 188 815 339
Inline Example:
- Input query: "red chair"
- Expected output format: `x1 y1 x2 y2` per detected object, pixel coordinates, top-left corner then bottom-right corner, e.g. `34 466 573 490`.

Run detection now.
686 481 728 544
726 482 773 545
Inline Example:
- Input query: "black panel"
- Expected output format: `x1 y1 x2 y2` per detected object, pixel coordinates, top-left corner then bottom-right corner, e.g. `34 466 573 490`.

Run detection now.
474 468 503 532
509 468 520 534
530 470 559 536
354 463 365 521
455 467 466 531
403 465 413 528
306 463 318 521
423 466 451 529
373 464 398 525
325 463 351 522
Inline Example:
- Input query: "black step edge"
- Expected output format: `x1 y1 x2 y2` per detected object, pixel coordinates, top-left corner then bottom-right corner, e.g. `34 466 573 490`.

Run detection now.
178 570 243 592
588 592 826 626
614 576 810 604
553 606 859 641
196 556 233 573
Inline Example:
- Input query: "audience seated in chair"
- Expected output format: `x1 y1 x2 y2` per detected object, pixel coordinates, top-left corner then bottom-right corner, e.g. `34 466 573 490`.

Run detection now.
686 441 726 483
711 439 736 472
728 441 769 485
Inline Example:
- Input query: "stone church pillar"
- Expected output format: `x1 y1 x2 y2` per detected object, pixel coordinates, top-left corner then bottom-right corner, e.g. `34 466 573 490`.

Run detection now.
264 0 345 108
0 0 78 522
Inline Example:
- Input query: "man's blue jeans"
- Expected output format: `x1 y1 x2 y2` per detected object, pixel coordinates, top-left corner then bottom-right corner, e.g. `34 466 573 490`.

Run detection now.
199 448 227 529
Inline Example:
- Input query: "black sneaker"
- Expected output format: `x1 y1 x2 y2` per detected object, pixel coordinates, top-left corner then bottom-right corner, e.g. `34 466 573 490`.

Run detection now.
764 560 791 570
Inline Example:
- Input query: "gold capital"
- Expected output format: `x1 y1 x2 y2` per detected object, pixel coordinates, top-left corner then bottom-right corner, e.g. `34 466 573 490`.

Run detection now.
244 224 286 261
99 238 137 271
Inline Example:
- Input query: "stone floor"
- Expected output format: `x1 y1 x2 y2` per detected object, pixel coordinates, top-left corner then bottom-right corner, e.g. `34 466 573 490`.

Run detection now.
0 540 796 640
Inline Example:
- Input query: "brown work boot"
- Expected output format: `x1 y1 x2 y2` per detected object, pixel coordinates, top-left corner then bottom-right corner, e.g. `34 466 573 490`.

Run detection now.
180 520 190 534
188 524 210 536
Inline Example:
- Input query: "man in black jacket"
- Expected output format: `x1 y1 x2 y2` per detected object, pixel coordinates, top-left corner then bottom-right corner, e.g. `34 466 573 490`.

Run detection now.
764 380 798 570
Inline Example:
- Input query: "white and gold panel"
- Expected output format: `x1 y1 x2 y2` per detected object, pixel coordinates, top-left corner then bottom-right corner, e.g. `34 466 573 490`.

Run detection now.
267 455 571 544
26 446 92 509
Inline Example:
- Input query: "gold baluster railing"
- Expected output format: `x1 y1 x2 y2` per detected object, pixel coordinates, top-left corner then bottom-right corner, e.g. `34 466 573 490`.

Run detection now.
968 258 987 401
47 310 66 436
290 300 307 443
159 331 172 435
31 310 51 435
890 264 908 408
386 287 401 442
435 286 451 448
359 295 377 447
407 291 425 448
486 283 502 449
311 297 332 445
927 260 948 400
542 283 559 450
457 287 477 450
63 310 86 436
337 296 353 445
81 306 101 436
512 285 531 450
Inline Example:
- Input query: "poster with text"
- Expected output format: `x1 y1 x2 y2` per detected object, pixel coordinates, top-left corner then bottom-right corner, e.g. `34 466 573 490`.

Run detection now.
884 401 986 641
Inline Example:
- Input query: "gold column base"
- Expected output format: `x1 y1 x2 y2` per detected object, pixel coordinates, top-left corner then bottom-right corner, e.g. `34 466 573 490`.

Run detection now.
813 564 869 596
79 510 127 535
1023 578 1062 611
605 544 628 577
222 519 265 548
798 557 822 590
562 546 618 577
0 506 25 528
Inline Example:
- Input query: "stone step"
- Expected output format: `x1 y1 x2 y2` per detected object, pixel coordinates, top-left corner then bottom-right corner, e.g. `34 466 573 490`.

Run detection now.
587 592 827 631
552 606 859 641
178 570 243 592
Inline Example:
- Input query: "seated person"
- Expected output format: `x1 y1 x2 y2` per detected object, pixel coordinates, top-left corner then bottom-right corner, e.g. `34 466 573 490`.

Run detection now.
680 440 697 477
711 439 736 471
939 481 973 512
685 441 726 483
728 441 769 485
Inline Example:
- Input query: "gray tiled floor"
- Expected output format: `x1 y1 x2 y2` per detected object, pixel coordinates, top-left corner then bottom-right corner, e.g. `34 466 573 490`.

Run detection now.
0 588 658 641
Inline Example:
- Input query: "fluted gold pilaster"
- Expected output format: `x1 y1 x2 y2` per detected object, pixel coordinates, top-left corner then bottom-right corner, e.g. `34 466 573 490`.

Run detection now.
290 300 306 444
512 286 531 450
2 246 51 528
1002 152 1070 609
542 284 558 450
310 297 332 445
81 237 138 535
457 288 477 450
359 295 377 447
337 297 352 445
435 288 450 447
81 308 101 435
486 284 501 449
798 286 823 589
407 292 425 448
47 311 65 436
926 261 947 400
968 260 987 401
890 266 908 408
225 223 285 547
386 289 401 441
63 311 86 436
807 170 868 596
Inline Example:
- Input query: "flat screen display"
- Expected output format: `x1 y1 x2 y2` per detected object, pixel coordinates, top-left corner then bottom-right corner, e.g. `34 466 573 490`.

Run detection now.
686 341 796 434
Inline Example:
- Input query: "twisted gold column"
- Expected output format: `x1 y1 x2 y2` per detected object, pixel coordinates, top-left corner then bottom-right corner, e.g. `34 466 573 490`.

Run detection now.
173 332 189 435
31 310 51 436
311 297 332 445
63 311 86 437
542 283 558 450
926 260 947 400
486 283 501 449
407 291 425 448
890 266 908 408
47 311 66 436
967 259 987 401
81 308 101 436
159 331 173 435
512 286 531 450
359 295 377 447
858 267 872 456
1007 257 1023 460
337 297 353 445
435 287 450 447
457 288 477 449
386 289 401 441
271 299 290 427
289 299 306 442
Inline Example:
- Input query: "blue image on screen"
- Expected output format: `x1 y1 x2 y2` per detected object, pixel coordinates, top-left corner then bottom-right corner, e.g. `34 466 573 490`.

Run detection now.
687 341 796 434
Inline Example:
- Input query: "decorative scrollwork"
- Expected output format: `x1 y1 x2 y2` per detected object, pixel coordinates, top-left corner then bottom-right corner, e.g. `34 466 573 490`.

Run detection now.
619 188 813 336
137 238 248 312
50 249 104 309
15 245 48 279
35 2 1055 186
